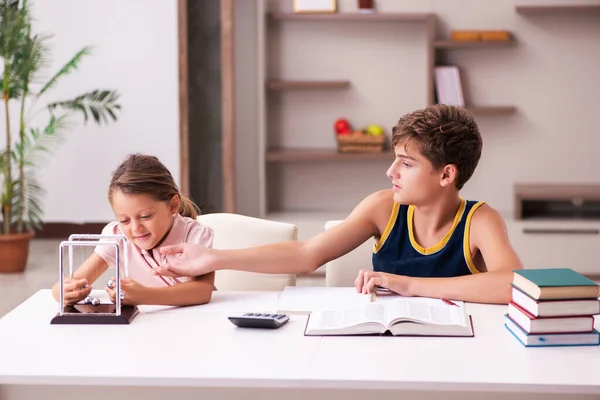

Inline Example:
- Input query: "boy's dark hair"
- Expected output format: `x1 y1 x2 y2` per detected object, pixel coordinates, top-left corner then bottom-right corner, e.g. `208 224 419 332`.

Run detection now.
109 154 200 219
391 104 482 190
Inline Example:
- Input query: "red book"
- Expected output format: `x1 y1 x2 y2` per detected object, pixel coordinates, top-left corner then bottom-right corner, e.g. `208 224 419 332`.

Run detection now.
508 302 595 334
511 286 600 317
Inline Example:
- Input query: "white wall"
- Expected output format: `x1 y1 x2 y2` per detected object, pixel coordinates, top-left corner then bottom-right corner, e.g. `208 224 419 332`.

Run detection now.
2 0 179 223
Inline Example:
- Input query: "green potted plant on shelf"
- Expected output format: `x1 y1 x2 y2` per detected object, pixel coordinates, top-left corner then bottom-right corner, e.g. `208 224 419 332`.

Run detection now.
0 0 121 272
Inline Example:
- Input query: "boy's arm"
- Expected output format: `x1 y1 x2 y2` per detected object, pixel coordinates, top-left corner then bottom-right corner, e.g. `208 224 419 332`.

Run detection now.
360 205 523 304
155 191 392 277
51 253 110 302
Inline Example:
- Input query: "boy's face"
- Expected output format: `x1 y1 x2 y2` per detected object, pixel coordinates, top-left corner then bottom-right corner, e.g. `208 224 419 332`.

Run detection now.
111 190 178 251
386 143 445 205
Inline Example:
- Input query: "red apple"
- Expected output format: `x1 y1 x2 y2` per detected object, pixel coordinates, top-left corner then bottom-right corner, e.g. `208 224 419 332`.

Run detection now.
334 118 351 134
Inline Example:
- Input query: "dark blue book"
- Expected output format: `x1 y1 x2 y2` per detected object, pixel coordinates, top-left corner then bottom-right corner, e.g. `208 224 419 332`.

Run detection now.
505 315 600 347
512 268 600 300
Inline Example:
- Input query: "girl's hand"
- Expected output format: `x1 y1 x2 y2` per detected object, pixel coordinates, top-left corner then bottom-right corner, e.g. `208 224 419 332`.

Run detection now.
62 278 92 305
105 277 148 306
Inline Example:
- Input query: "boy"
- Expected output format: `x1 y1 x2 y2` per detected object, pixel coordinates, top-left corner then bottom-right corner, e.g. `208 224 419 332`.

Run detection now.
154 104 523 304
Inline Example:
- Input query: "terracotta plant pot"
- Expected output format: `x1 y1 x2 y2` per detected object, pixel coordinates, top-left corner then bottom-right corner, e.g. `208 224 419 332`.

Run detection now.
0 231 34 273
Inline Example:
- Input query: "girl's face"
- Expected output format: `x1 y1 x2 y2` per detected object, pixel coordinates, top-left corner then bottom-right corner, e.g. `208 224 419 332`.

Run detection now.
111 190 179 251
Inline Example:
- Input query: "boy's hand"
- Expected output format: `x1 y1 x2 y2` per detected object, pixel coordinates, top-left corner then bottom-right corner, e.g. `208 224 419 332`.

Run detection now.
105 277 147 306
354 270 413 296
62 278 92 305
153 243 214 278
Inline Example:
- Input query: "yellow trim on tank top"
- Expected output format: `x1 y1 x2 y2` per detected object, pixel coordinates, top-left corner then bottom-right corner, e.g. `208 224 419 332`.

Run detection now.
373 202 400 254
463 201 486 274
407 198 466 255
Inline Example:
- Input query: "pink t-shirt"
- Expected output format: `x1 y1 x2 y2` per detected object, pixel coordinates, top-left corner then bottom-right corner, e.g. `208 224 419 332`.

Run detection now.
94 214 214 287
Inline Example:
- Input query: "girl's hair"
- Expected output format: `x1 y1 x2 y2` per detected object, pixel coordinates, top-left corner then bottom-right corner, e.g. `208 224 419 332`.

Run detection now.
108 154 200 219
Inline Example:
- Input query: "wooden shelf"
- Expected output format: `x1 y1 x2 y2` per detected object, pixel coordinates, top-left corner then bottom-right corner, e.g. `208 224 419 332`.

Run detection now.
516 5 600 15
267 80 350 90
434 39 516 49
465 106 517 115
269 12 434 22
266 148 392 162
515 183 600 201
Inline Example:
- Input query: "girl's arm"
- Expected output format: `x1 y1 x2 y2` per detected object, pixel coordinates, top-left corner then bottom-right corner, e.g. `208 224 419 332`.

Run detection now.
121 272 215 306
51 253 110 303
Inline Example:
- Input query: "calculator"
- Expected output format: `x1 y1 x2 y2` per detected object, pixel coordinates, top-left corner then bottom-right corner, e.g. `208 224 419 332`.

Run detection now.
228 313 290 329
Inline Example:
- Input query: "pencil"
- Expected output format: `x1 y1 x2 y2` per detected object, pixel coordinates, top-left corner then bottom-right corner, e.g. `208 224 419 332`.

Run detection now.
370 290 376 303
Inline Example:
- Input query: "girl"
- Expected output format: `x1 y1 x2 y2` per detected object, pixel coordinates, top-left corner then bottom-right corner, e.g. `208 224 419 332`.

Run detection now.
51 153 215 306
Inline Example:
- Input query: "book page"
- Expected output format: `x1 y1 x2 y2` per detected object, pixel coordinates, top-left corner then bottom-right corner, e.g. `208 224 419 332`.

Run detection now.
306 303 387 334
339 303 387 327
385 297 467 327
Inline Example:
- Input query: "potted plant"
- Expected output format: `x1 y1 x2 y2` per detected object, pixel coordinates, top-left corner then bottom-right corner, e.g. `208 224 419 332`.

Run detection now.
0 0 121 272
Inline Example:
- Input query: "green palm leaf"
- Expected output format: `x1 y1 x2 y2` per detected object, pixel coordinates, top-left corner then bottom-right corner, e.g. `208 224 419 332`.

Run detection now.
47 89 121 124
38 46 91 96
10 114 69 230
16 34 49 88
11 170 43 230
0 0 29 99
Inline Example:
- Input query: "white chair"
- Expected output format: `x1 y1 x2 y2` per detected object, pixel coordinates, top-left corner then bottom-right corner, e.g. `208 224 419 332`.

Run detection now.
197 213 298 291
324 220 375 287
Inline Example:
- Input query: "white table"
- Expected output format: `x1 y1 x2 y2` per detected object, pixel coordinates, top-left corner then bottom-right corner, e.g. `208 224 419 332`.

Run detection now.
0 290 599 400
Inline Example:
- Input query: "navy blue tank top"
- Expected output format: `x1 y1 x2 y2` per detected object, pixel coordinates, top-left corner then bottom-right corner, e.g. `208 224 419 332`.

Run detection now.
372 198 485 278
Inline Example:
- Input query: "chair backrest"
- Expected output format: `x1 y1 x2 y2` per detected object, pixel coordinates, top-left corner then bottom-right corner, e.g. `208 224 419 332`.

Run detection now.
197 213 298 291
324 220 374 287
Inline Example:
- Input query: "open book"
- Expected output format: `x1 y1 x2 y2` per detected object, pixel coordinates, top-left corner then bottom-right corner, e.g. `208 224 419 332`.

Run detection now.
304 297 473 337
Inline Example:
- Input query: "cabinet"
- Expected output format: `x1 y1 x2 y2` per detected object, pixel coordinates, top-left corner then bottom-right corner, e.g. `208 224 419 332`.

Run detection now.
507 184 600 278
506 220 600 277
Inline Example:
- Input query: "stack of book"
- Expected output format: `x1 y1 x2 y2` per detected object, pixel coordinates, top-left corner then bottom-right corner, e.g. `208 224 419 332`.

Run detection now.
505 268 600 347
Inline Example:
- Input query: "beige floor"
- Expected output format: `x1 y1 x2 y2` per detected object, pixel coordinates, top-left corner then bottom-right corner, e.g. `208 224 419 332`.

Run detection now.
0 240 62 318
0 239 325 319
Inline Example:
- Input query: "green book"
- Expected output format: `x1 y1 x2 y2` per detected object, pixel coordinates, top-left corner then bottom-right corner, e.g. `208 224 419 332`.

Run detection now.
512 268 600 300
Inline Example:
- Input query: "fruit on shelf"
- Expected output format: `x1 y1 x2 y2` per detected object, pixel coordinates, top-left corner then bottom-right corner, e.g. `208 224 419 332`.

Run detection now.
334 118 351 134
365 124 385 136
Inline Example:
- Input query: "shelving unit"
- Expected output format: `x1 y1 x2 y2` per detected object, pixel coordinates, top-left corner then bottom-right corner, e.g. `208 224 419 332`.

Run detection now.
259 4 518 226
433 39 516 49
269 12 433 22
515 5 600 15
267 80 350 90
266 148 392 163
261 6 436 221
433 33 517 116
